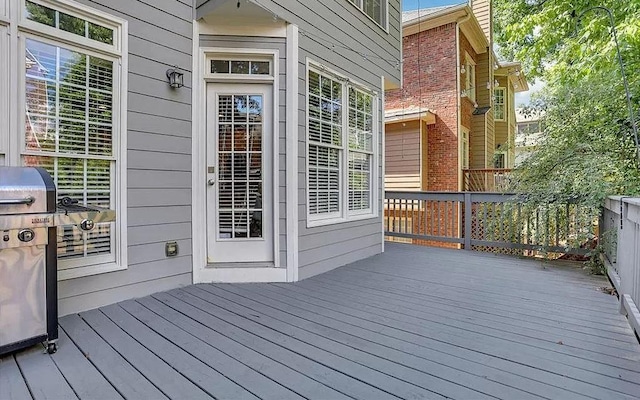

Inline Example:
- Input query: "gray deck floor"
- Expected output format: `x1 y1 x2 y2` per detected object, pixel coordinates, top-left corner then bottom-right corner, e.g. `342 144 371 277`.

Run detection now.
2 243 640 400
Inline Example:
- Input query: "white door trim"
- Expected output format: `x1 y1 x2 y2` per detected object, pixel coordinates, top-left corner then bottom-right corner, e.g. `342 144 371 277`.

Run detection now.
192 42 281 283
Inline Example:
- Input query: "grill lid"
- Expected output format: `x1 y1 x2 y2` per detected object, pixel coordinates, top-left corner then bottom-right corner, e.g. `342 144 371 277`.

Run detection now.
0 167 56 215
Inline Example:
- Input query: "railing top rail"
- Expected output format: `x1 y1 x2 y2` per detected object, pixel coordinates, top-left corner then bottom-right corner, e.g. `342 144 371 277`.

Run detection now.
384 191 520 202
462 168 514 173
605 196 640 212
385 191 465 201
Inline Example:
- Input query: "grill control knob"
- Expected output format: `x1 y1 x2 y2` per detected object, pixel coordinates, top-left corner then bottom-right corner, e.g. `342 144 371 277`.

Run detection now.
80 219 95 231
18 229 35 242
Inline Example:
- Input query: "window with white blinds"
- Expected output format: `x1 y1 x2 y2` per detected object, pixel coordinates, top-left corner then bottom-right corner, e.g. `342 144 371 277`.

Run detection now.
348 87 373 213
17 0 124 273
307 65 377 225
494 87 505 121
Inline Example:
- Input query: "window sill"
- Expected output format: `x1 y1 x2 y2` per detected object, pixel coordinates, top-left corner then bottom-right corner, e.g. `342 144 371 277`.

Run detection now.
306 212 378 228
57 261 127 281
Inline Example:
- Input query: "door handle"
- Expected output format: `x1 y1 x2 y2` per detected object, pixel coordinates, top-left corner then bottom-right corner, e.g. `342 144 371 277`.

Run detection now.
207 179 215 186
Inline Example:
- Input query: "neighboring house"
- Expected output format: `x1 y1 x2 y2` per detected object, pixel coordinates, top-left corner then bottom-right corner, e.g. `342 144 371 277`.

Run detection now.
0 0 401 314
384 1 528 192
515 108 545 166
493 61 528 169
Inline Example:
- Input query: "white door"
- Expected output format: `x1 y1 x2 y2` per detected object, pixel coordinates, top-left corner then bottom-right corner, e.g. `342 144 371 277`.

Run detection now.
206 83 273 263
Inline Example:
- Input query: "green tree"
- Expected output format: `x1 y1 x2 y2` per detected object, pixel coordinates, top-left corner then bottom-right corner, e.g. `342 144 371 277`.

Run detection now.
494 0 640 209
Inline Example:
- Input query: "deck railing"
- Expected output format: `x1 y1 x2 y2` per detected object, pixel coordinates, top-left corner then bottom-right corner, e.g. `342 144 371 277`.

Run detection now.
463 169 512 192
384 191 596 256
603 196 640 336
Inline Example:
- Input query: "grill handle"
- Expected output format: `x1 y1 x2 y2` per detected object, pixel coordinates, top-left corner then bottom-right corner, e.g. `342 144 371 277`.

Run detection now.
0 196 35 206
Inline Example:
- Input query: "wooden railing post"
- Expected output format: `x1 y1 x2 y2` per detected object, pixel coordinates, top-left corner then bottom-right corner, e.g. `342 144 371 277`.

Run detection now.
464 192 472 250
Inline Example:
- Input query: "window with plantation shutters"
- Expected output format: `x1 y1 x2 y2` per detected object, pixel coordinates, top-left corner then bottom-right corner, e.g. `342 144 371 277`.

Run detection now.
348 87 373 213
307 64 377 225
308 70 342 216
17 0 125 274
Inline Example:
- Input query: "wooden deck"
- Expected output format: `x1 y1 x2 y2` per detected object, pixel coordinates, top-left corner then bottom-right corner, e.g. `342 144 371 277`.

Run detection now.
2 243 640 400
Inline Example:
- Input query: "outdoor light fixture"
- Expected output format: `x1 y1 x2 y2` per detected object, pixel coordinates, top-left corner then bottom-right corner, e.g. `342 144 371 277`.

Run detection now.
573 6 640 163
460 64 466 74
166 66 184 88
494 79 500 87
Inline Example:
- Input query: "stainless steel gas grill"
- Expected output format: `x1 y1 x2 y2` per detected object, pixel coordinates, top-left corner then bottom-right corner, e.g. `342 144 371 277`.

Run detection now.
0 166 115 355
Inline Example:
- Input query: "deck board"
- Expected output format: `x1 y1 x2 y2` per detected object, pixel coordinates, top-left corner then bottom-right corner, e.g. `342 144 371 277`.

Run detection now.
206 283 612 400
14 345 77 400
58 313 168 400
157 290 401 399
98 304 257 400
0 353 32 400
183 285 477 400
252 280 639 400
50 329 123 400
2 243 640 400
196 283 547 400
135 296 326 400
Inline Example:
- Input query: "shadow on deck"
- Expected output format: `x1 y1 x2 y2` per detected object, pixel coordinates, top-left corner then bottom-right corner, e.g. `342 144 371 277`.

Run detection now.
2 243 640 399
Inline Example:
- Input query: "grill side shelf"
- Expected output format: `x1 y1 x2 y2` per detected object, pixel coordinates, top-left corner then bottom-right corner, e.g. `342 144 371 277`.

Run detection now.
54 208 116 228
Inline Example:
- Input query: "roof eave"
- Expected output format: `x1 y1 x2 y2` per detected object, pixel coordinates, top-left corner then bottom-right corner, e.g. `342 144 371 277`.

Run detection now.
403 4 488 54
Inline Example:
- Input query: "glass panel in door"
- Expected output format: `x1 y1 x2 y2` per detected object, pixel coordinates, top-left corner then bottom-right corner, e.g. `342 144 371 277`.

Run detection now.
206 83 273 265
217 94 264 240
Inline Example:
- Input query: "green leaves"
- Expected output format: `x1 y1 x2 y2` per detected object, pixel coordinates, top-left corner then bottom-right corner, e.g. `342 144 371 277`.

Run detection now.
496 0 640 211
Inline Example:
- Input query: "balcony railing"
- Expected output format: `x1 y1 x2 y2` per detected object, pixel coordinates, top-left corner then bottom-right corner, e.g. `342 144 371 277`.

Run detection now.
384 191 595 256
603 196 640 337
463 169 512 192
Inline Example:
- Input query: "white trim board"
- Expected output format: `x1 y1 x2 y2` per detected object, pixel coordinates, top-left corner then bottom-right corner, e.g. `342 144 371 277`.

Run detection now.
285 23 299 282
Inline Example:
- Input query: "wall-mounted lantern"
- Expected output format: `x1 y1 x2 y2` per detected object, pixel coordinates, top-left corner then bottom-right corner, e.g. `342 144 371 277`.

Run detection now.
166 66 184 88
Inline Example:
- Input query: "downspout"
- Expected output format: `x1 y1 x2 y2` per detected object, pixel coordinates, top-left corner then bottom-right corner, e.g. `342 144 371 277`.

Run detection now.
455 11 471 248
456 11 471 192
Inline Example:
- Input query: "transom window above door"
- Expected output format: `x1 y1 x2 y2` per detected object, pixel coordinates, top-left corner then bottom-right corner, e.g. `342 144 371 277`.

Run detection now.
210 59 271 76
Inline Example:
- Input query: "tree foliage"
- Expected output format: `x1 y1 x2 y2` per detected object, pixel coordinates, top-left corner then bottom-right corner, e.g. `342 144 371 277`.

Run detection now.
494 0 640 211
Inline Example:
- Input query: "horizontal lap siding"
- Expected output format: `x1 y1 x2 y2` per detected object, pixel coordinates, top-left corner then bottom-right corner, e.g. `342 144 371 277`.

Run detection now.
199 36 288 268
58 0 193 316
385 124 421 191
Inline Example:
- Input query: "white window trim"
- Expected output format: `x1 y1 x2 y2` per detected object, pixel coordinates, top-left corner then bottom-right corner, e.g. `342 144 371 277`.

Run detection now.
464 53 476 103
305 59 379 228
0 0 8 22
18 0 124 56
347 0 389 32
494 87 506 121
460 127 469 170
10 0 128 280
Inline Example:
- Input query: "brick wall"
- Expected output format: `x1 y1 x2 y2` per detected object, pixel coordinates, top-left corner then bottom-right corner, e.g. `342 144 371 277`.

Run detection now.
386 23 460 191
